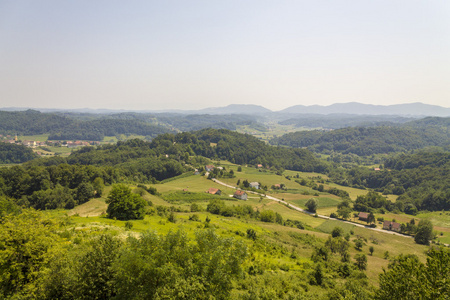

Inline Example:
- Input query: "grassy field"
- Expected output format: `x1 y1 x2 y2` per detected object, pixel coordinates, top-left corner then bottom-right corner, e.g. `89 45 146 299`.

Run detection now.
19 134 49 141
60 161 448 288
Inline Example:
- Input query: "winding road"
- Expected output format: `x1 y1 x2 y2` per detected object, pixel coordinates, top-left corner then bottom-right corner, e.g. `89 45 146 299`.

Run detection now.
212 178 415 239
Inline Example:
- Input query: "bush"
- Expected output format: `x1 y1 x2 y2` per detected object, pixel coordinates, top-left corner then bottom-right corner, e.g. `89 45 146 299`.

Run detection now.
305 198 318 213
106 184 147 220
331 227 344 238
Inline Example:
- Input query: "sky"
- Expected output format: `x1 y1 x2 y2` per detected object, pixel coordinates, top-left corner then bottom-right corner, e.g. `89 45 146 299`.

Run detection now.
0 1 449 111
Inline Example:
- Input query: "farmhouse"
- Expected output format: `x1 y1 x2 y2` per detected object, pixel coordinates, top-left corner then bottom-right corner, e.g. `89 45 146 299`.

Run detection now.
257 164 263 168
233 190 248 200
206 188 221 195
383 220 401 232
205 165 215 172
272 184 281 189
358 212 369 222
249 182 260 189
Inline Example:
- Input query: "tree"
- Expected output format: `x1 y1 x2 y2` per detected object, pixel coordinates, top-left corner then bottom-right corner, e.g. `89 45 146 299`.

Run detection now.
376 248 450 299
354 238 364 251
305 198 318 213
0 210 62 298
354 254 367 271
92 177 105 197
76 182 95 204
369 246 374 256
106 184 147 220
414 219 434 245
367 212 376 224
337 206 352 220
331 226 344 238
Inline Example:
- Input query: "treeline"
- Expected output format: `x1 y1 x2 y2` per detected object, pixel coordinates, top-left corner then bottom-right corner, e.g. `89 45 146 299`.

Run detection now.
48 119 173 140
279 114 414 130
0 110 267 140
330 151 450 212
191 129 329 172
0 164 120 209
0 143 37 164
0 210 247 299
67 129 328 175
271 117 450 156
0 110 173 141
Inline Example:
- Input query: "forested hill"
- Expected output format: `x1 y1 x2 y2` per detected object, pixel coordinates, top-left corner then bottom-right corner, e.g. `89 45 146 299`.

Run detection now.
329 151 450 212
270 117 450 156
100 112 262 131
65 129 329 173
0 143 38 164
0 110 174 140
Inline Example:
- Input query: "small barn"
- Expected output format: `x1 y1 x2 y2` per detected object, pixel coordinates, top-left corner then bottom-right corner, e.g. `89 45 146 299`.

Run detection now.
249 182 260 189
206 188 221 195
233 190 248 200
383 221 401 232
358 212 369 222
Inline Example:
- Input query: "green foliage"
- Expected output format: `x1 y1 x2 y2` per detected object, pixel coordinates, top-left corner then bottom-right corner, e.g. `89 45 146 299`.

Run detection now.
376 248 450 300
354 239 364 251
0 210 62 298
331 226 344 238
332 151 450 212
414 219 434 245
305 198 318 213
0 143 38 164
106 184 147 220
355 254 368 271
162 191 229 203
271 122 450 156
92 177 104 197
112 229 247 299
246 228 257 240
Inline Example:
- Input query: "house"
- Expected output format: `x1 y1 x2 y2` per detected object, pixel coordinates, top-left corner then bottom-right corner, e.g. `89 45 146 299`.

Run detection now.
249 182 260 189
233 190 248 200
22 140 36 148
193 169 200 175
358 212 369 221
273 184 281 189
216 166 223 170
374 167 381 171
206 188 221 195
205 165 215 172
383 221 401 232
257 164 263 168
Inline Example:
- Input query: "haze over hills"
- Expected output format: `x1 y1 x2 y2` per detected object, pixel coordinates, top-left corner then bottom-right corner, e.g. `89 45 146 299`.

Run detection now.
279 102 450 116
1 102 450 116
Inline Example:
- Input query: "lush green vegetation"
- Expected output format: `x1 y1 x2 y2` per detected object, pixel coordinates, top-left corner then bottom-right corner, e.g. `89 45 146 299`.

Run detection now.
330 151 450 212
0 113 449 299
0 143 37 164
0 110 173 141
271 118 449 156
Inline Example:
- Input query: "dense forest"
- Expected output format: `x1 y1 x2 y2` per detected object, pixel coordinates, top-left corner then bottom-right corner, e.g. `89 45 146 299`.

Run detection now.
0 110 266 140
0 110 173 140
0 129 329 211
278 114 415 129
0 143 37 164
329 151 450 212
271 117 450 156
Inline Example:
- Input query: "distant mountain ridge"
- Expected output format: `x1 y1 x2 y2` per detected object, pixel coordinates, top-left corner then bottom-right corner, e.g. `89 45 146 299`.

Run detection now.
279 102 450 116
1 102 449 116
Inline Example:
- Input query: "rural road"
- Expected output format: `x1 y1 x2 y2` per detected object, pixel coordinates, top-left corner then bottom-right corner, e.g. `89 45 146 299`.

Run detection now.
212 178 414 239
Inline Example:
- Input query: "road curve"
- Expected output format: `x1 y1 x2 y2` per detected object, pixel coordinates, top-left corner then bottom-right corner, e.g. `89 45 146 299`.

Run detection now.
212 178 415 239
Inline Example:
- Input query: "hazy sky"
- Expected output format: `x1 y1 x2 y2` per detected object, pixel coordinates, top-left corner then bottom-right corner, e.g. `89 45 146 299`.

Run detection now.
1 1 449 111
